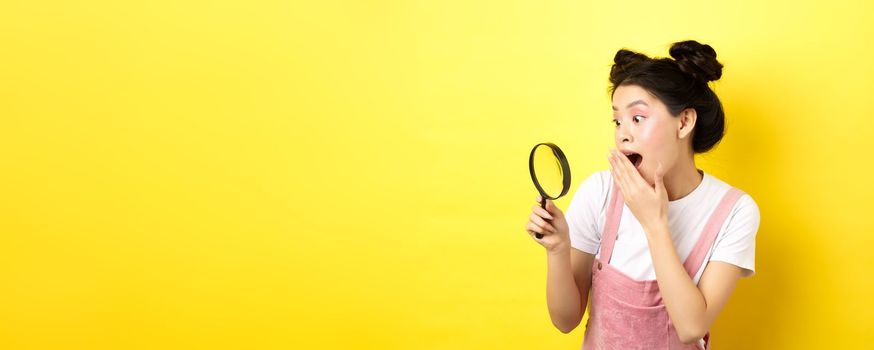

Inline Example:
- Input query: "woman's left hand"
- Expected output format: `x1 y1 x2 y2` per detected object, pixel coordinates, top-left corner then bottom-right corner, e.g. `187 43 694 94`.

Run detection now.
608 149 669 231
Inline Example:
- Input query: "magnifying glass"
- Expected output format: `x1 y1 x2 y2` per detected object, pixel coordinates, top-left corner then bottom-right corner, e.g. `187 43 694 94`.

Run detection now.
528 142 572 239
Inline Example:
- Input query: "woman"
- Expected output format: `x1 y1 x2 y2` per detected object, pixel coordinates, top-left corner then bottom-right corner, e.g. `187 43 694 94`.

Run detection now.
525 40 760 349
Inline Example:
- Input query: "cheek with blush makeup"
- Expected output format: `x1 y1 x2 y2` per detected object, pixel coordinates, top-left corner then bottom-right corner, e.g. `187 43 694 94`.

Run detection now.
635 121 674 185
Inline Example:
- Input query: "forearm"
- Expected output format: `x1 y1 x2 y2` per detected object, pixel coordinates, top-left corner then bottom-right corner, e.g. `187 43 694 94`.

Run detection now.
546 249 584 333
644 222 707 342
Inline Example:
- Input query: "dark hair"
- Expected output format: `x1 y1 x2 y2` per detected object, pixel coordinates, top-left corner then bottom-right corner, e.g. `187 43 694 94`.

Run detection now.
608 40 725 153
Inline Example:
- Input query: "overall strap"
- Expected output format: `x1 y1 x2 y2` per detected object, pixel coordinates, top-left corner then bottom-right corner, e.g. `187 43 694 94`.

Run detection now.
599 179 625 263
682 187 746 277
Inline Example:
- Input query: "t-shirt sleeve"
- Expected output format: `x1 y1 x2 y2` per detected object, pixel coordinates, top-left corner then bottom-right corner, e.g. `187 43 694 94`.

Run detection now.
709 193 760 278
565 171 608 255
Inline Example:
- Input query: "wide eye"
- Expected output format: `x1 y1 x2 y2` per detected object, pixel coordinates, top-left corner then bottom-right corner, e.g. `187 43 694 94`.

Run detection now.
612 119 620 127
632 115 645 123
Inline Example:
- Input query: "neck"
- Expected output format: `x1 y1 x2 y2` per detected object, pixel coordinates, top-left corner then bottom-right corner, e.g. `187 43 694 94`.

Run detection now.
664 158 703 202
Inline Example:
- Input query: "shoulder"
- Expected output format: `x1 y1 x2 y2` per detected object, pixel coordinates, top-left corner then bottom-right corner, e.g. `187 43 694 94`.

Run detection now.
707 180 761 277
703 173 760 216
703 173 761 240
720 178 759 218
733 193 760 219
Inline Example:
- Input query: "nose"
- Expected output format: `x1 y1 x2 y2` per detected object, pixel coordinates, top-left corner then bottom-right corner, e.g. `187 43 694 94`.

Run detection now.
616 124 632 144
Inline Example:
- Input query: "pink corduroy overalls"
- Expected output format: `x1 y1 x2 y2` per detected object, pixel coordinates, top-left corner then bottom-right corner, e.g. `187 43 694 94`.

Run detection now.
581 180 745 350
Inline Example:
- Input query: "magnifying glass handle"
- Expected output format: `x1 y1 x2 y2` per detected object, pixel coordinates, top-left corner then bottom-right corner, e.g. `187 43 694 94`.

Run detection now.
536 198 548 239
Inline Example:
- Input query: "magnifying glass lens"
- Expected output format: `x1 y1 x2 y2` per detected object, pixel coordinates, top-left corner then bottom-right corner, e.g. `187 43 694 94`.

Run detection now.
532 146 565 198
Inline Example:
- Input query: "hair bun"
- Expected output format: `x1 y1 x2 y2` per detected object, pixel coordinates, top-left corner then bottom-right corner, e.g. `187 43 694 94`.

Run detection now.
669 40 723 83
613 49 649 70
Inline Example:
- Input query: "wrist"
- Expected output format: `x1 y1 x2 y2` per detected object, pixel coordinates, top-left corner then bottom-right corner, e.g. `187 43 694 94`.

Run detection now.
546 243 571 257
643 218 670 238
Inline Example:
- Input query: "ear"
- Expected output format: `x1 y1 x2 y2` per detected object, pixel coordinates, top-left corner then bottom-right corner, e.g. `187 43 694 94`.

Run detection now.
677 108 697 140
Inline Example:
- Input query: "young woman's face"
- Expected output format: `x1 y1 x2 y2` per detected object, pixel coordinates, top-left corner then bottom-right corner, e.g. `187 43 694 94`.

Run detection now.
611 84 684 185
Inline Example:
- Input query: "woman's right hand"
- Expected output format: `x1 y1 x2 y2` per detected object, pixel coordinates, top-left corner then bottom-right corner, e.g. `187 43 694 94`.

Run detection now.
525 195 570 254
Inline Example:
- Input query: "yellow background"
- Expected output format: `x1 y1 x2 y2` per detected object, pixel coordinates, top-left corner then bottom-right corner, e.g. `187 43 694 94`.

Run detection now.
2 0 872 349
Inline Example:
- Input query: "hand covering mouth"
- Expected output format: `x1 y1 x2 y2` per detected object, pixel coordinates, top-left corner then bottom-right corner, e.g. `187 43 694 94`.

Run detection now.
623 152 643 168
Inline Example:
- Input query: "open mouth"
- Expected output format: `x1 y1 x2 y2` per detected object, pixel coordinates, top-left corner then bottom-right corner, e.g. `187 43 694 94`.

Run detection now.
625 153 643 168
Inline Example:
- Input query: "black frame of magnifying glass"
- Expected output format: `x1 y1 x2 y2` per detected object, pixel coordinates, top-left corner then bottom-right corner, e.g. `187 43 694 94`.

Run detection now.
528 142 571 240
528 142 571 201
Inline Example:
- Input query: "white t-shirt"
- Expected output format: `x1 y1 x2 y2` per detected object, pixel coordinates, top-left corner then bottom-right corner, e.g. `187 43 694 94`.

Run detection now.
566 169 760 284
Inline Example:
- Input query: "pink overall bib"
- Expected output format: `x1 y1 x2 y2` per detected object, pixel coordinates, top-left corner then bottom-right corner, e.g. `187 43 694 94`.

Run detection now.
581 181 745 350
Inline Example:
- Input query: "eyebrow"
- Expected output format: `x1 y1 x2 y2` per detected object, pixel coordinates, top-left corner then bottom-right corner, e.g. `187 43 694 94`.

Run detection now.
612 100 649 111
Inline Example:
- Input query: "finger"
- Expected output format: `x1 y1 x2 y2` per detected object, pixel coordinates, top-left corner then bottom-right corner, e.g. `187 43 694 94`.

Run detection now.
608 150 619 180
544 199 559 214
539 198 558 216
530 216 557 234
527 221 553 236
654 161 667 194
609 149 626 183
526 229 536 239
612 149 641 187
527 229 546 241
609 150 627 189
530 212 557 233
612 149 634 175
617 151 649 188
613 149 641 192
548 203 564 218
531 204 554 220
609 151 632 199
623 151 650 188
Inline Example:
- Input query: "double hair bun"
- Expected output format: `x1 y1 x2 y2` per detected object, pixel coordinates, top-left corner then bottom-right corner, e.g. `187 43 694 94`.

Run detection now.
612 40 724 84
